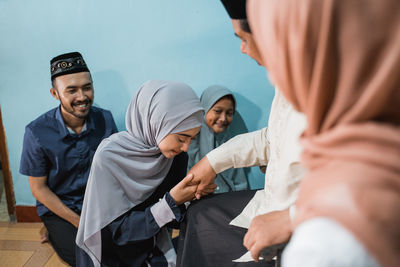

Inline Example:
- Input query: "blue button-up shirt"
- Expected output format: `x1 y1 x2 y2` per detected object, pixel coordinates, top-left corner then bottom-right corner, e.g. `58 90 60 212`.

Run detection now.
20 106 118 216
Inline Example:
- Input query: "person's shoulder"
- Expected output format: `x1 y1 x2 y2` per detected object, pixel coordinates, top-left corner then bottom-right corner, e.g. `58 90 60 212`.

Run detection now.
26 107 58 132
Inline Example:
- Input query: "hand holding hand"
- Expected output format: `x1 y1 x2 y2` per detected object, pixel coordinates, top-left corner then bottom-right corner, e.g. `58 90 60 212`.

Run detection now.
188 156 217 199
170 173 199 205
199 182 218 195
243 209 292 261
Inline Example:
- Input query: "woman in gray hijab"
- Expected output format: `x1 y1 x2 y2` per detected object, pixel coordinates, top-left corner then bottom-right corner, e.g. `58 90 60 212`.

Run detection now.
76 80 210 267
187 85 249 193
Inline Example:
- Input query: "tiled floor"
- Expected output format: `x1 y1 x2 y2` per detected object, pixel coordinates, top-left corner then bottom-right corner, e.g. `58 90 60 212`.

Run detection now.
0 170 69 266
0 222 69 267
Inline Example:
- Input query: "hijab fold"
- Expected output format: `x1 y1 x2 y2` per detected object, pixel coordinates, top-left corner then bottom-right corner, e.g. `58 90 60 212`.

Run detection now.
248 0 400 265
76 80 203 266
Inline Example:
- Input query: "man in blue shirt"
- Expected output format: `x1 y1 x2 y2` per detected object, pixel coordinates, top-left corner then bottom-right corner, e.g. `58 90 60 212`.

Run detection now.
20 52 118 266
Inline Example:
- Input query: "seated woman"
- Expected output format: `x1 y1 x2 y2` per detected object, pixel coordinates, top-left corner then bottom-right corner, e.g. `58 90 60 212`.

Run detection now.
188 85 249 193
75 80 213 267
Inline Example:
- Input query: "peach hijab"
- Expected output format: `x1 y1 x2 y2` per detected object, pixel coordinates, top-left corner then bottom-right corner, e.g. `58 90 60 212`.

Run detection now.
248 0 400 266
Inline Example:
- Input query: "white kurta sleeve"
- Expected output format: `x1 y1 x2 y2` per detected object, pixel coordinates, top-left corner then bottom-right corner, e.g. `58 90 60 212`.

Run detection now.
206 127 270 174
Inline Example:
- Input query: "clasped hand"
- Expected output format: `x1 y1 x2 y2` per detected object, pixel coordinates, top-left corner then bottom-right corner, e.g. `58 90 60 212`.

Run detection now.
188 156 218 199
170 156 218 204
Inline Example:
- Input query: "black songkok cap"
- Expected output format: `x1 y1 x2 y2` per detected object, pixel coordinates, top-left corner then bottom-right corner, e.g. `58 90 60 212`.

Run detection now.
221 0 247 19
50 52 90 80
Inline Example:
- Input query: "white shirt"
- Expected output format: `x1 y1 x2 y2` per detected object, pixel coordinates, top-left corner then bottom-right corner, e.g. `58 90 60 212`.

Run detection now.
206 88 306 228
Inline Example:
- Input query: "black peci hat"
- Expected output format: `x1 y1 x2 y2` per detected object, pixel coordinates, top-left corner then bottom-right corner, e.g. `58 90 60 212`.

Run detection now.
50 52 90 80
221 0 247 19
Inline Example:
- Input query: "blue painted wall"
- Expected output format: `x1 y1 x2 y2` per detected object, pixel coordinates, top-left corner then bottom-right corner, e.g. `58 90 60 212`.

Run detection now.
0 0 274 206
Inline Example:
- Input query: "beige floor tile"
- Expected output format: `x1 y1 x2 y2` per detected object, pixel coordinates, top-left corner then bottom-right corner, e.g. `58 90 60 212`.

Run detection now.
0 222 66 267
44 253 69 267
0 250 34 267
0 226 41 241
0 222 43 228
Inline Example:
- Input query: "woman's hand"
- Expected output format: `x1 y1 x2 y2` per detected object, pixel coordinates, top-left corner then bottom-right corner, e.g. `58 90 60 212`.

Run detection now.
170 173 199 205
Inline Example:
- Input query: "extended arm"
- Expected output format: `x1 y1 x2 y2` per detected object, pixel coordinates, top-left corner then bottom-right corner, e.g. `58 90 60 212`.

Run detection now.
107 173 197 245
189 128 270 197
107 192 184 245
207 127 269 172
29 176 80 228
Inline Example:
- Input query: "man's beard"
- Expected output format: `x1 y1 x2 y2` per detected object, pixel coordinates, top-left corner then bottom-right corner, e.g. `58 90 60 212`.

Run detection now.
60 99 91 119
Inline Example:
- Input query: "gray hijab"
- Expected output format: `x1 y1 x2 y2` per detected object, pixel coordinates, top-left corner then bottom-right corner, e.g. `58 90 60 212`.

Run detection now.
76 80 204 266
188 85 249 193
